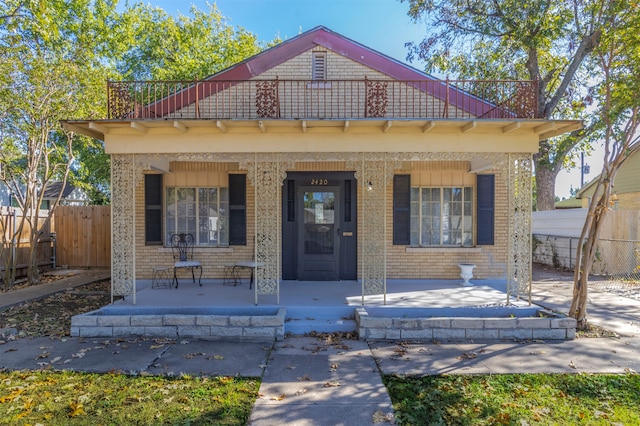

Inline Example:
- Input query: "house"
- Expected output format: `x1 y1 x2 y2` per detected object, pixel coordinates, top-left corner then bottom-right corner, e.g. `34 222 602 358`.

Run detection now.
63 26 581 304
0 184 10 206
576 148 640 210
0 181 89 208
41 181 90 208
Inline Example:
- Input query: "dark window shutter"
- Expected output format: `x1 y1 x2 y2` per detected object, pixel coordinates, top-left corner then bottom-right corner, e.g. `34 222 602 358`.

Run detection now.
393 174 411 245
144 174 163 245
229 174 246 245
476 174 495 245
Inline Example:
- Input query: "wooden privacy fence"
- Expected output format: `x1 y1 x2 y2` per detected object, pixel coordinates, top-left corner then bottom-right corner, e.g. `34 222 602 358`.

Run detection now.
53 205 111 268
1 207 54 280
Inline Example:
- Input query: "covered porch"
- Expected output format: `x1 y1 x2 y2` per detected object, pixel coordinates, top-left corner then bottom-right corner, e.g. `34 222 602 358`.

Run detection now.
114 276 517 309
109 151 536 306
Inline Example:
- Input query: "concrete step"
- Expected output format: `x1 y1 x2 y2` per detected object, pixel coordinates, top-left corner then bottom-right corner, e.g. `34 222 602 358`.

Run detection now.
285 306 357 335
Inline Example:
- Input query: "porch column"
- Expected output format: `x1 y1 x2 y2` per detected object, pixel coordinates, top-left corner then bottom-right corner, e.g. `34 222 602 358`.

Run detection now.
507 153 533 303
110 154 136 303
246 154 283 304
350 154 387 304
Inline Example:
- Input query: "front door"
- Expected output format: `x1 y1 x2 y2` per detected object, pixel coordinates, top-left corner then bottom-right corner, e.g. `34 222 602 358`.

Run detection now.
282 172 357 281
298 186 340 280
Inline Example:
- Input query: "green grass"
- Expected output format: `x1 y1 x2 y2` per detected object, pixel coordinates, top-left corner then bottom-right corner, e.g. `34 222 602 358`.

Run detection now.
0 370 260 425
384 373 640 425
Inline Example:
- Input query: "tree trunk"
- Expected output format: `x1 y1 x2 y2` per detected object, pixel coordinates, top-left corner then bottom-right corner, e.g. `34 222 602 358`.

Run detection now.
534 163 559 211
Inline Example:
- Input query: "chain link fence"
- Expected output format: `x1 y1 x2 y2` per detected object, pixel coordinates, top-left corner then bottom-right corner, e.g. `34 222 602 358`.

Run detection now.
533 234 640 284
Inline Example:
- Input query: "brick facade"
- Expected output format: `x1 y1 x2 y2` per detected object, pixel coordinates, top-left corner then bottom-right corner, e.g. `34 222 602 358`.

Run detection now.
134 159 509 281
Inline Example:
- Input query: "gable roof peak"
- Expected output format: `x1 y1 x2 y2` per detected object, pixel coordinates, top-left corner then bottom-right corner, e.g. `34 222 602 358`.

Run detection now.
206 25 433 82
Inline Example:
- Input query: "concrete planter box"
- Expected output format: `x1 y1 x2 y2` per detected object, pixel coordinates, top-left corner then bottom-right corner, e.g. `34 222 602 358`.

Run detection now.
356 307 576 341
71 307 286 341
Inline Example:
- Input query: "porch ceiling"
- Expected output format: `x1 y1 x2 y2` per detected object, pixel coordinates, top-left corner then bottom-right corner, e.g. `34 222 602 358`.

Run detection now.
63 118 582 142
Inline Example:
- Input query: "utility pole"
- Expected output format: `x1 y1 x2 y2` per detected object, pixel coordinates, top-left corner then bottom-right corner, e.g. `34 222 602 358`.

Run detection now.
580 152 590 187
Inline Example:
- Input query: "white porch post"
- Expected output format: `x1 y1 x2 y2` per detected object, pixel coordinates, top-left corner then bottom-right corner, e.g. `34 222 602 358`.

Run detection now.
353 154 387 305
110 154 137 303
246 154 283 305
507 153 533 303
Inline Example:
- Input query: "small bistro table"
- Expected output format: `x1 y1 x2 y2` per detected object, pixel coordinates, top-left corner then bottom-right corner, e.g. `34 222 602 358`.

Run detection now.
223 261 264 289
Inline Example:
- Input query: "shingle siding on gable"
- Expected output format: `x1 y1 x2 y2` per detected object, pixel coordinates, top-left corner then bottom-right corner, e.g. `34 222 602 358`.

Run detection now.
612 150 640 196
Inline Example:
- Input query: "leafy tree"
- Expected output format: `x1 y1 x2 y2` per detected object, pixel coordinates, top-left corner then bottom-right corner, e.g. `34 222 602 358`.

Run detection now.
116 3 266 80
401 0 615 210
0 0 117 286
0 1 268 286
570 1 640 328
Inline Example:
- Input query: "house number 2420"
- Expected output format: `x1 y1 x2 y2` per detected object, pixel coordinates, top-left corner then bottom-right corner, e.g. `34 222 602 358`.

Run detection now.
310 179 328 185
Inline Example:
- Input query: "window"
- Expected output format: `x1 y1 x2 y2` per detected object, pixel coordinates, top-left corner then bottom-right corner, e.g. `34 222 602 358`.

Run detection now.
312 52 326 80
165 187 229 246
410 187 473 247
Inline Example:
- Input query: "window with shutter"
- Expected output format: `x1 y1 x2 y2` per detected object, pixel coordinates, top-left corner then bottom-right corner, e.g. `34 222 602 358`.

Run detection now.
476 174 495 245
410 186 474 246
145 174 163 245
165 187 228 246
393 175 411 245
228 174 247 245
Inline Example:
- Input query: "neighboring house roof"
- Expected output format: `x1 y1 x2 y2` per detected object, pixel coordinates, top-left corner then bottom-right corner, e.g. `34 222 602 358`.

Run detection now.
41 182 89 205
554 197 583 209
42 181 75 199
577 148 640 199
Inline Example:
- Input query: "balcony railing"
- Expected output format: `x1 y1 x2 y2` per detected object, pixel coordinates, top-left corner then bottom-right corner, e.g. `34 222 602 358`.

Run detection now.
107 79 538 121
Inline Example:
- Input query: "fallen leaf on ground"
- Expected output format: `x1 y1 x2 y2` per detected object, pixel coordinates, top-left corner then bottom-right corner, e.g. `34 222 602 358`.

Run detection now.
457 351 478 360
372 410 395 424
69 401 84 417
323 381 340 387
270 394 286 401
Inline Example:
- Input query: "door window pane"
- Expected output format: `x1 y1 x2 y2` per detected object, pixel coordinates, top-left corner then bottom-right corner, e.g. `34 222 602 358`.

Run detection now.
303 191 335 254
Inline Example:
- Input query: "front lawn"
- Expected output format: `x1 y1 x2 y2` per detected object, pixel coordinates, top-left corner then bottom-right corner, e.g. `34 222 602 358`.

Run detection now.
0 370 259 425
385 373 640 425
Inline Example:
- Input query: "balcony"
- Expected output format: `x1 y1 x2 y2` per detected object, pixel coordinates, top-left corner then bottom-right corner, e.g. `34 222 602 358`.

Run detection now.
107 79 539 121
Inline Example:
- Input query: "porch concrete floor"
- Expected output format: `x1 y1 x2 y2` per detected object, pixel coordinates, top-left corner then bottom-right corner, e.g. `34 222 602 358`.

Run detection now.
112 277 531 310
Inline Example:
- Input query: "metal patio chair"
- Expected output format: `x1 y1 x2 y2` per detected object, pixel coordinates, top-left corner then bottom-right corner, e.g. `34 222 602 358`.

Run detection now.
170 233 202 288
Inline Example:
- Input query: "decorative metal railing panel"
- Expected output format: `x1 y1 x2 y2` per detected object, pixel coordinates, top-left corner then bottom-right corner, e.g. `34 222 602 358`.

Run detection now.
106 79 538 120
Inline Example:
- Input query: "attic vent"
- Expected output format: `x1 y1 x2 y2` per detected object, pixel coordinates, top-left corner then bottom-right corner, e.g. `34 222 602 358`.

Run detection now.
312 52 326 80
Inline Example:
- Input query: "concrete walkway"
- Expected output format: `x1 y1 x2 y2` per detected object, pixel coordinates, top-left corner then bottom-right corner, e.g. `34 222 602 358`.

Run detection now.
0 269 110 311
2 268 640 426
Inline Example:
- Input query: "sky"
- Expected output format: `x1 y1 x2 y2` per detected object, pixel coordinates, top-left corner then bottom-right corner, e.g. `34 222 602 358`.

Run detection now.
125 0 602 200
